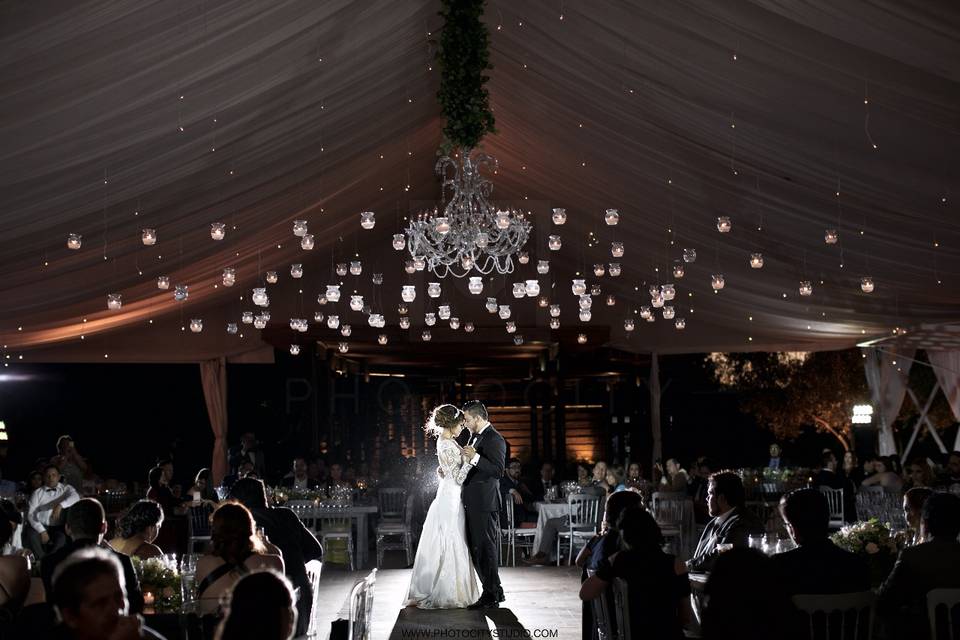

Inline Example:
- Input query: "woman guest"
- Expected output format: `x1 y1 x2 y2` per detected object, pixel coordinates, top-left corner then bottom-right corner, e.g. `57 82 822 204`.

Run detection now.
195 502 284 615
109 500 164 559
842 451 864 486
189 469 219 504
214 571 297 640
576 464 592 488
861 456 904 492
902 487 933 547
604 466 627 494
580 507 690 640
625 463 644 489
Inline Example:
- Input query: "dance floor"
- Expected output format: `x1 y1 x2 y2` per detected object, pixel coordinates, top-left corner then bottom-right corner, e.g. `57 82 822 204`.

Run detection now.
315 566 583 640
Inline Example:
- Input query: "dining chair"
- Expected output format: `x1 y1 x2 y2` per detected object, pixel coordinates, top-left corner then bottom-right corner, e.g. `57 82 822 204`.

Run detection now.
557 494 600 565
927 588 960 640
612 577 631 640
818 487 845 529
348 569 378 640
792 591 875 640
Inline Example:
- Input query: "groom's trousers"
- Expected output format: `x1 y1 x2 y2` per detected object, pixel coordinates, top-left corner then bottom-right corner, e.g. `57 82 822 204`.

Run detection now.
465 507 502 598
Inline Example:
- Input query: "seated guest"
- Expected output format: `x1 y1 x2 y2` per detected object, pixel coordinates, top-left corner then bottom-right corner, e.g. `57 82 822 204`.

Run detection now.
878 492 960 637
189 468 218 504
146 463 185 517
580 507 689 640
51 435 90 494
604 465 626 494
500 459 534 525
109 501 164 559
221 460 254 493
591 462 608 488
772 488 869 595
229 432 265 478
195 502 284 616
812 451 844 490
308 458 328 486
40 498 143 614
228 478 323 637
842 450 863 486
903 487 933 547
862 456 904 492
624 462 644 489
281 457 319 491
904 458 935 490
657 458 689 492
326 463 349 494
0 498 25 557
25 465 80 559
767 443 785 469
576 463 592 488
49 547 165 639
213 570 297 640
937 451 960 487
701 548 795 640
530 462 557 502
686 471 763 573
25 470 44 495
0 518 30 618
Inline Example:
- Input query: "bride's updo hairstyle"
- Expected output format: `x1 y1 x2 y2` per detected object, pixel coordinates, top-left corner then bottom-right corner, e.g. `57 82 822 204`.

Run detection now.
424 404 463 437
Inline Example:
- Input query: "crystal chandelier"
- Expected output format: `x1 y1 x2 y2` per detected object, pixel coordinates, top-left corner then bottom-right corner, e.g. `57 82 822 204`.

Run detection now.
405 151 531 278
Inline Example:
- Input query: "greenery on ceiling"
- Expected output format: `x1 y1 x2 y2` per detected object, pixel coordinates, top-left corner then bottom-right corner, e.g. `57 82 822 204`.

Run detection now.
436 0 497 153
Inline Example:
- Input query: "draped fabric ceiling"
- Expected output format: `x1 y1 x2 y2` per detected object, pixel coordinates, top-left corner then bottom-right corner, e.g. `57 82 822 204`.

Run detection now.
1 0 959 363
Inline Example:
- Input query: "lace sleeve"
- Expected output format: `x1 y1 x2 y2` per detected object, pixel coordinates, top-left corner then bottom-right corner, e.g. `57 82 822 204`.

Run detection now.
438 441 469 485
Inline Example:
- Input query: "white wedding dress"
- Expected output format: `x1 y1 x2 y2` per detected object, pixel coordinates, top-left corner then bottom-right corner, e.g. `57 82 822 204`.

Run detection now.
404 436 480 609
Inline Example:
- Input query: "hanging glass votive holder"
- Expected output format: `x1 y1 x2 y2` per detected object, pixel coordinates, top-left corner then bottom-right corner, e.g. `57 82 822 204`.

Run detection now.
860 277 874 293
640 306 652 320
624 318 635 332
392 234 406 251
425 313 437 326
579 295 592 310
404 260 416 274
604 209 620 225
461 254 474 271
552 208 567 225
293 220 308 237
290 264 303 279
577 333 588 344
325 285 341 302
579 309 592 322
717 216 732 233
427 282 442 298
300 234 315 250
711 274 725 291
514 335 524 346
606 295 616 306
222 268 236 287
438 305 451 320
254 315 267 329
683 248 697 263
434 217 451 234
475 233 489 248
174 285 189 302
266 271 278 284
675 318 686 330
399 316 411 329
512 282 526 299
549 304 561 318
290 345 300 355
673 264 685 279
825 229 838 245
651 293 665 308
449 317 460 330
486 298 498 313
317 294 328 306
537 260 550 275
591 284 602 296
548 235 562 251
498 305 511 320
495 210 511 229
611 242 624 258
750 253 764 269
157 276 170 290
663 306 676 320
326 315 340 329
421 330 432 342
349 261 362 276
67 233 82 250
313 312 324 323
107 293 122 310
538 296 550 308
339 342 350 353
189 318 203 333
142 228 157 246
360 211 376 230
335 263 348 277
549 317 561 329
413 256 426 271
210 223 226 241
464 322 475 333
378 334 388 345
518 251 530 265
593 264 605 277
340 324 352 337
468 277 484 295
242 311 254 324
350 295 364 312
799 280 813 296
227 323 238 334
372 273 383 285
524 280 540 297
608 263 621 277
506 321 516 334
662 284 676 301
571 279 587 296
397 302 409 315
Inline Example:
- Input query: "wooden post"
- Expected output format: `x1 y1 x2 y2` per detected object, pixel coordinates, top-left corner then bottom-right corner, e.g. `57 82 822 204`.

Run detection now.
650 352 662 473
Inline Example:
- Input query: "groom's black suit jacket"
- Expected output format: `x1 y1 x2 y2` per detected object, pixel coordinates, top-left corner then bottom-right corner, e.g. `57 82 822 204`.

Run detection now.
462 425 507 512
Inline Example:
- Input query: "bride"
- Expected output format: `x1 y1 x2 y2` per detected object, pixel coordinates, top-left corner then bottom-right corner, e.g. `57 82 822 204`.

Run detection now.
404 404 480 609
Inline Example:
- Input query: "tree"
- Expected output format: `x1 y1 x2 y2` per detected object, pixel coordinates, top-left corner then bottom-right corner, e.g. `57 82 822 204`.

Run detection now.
705 349 868 451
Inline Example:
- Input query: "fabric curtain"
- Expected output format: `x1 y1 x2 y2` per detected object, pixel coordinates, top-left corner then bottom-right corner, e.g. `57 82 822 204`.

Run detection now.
926 351 960 451
200 358 229 485
862 347 915 456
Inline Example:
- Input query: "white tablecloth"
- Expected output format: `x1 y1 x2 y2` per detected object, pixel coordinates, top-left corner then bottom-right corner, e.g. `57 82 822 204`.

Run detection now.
532 501 571 556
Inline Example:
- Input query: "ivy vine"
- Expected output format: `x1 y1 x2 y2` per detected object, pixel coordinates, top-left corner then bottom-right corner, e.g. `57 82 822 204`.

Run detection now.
436 0 497 153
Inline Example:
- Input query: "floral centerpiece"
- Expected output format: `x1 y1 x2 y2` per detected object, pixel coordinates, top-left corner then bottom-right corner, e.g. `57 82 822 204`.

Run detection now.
268 486 327 505
132 557 182 612
830 518 908 586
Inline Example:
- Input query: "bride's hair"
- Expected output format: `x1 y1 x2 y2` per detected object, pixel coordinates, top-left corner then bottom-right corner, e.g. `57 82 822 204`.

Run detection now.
424 404 463 438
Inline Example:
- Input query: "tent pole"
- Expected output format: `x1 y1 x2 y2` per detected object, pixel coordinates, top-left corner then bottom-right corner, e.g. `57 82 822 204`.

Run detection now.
650 352 662 475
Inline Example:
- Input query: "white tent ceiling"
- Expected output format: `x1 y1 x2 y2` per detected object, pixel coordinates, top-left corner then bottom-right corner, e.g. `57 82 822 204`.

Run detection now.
1 0 958 362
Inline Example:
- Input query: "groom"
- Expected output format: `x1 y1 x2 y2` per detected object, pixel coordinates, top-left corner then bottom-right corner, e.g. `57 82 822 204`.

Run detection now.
461 400 507 609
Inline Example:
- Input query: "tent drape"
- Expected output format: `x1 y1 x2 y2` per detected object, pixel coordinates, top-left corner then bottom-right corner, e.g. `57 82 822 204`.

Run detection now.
926 351 960 451
863 347 915 456
200 357 229 485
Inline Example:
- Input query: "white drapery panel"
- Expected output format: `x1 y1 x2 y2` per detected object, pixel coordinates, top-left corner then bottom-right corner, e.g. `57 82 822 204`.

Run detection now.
926 351 960 451
862 347 915 456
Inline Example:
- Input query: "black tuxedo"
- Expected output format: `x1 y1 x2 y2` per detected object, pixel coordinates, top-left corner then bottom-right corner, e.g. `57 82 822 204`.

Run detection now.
771 539 870 595
499 475 534 524
687 506 764 573
462 424 506 601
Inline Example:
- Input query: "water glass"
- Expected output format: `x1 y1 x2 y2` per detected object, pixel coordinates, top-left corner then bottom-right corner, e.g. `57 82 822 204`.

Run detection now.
748 534 763 550
181 572 197 611
164 553 178 570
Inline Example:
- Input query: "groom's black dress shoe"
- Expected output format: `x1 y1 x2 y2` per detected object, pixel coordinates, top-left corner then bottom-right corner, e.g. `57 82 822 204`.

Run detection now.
467 596 499 610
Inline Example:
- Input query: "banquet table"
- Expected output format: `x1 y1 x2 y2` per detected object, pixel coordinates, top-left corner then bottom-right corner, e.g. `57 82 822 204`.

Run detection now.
292 503 379 568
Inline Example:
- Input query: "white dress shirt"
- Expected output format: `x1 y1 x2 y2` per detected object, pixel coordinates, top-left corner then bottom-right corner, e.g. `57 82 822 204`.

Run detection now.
27 483 80 533
468 423 491 466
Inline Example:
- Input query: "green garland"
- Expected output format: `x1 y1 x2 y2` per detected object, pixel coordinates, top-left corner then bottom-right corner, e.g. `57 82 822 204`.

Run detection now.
436 0 497 153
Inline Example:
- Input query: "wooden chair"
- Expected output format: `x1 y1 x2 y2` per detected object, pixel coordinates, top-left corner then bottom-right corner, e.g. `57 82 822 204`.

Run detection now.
927 588 960 640
501 501 536 567
348 569 378 640
612 577 631 640
818 487 845 529
376 494 414 567
792 591 875 640
304 559 324 638
557 494 600 566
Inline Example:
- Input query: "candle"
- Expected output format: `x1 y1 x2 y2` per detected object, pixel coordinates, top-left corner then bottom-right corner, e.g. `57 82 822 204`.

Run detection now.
143 591 155 606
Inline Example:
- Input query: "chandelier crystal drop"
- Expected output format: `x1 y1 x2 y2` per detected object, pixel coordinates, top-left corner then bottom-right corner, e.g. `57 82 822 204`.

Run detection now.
405 152 530 278
552 208 567 225
67 233 82 250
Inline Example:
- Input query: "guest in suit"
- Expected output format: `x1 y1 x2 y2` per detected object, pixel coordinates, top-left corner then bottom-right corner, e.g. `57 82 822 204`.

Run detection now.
686 471 763 573
229 432 266 478
530 462 557 502
767 443 786 470
40 498 143 614
500 458 534 526
772 488 869 595
879 491 960 638
281 457 319 491
902 487 933 547
656 458 690 492
812 451 844 490
229 478 323 636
